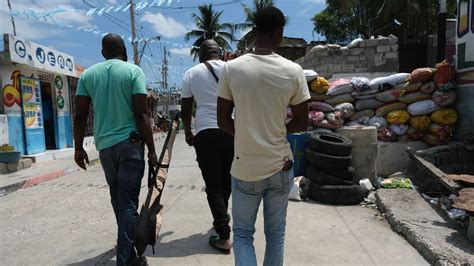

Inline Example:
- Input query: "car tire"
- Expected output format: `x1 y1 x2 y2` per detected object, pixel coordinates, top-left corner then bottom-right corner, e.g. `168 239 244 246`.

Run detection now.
308 184 369 205
307 131 352 156
305 148 352 169
306 165 355 185
315 166 355 180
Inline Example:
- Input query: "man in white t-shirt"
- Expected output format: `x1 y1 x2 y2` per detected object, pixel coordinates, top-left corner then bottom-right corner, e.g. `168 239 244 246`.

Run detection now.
181 40 233 253
217 7 310 266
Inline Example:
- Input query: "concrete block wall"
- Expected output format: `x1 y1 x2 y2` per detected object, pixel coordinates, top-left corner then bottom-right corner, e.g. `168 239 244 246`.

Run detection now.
295 38 399 78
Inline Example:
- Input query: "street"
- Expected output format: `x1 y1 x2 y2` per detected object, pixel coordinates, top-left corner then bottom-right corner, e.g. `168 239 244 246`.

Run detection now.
0 135 428 265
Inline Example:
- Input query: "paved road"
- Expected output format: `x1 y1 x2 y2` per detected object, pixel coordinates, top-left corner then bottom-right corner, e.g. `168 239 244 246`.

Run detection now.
0 135 428 265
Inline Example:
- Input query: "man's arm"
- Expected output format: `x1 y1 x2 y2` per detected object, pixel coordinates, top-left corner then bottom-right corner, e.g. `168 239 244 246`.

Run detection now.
217 97 235 136
132 94 158 165
74 95 91 170
181 97 195 146
286 101 308 134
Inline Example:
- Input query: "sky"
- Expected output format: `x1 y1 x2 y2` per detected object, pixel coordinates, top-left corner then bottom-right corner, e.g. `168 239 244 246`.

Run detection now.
0 0 326 89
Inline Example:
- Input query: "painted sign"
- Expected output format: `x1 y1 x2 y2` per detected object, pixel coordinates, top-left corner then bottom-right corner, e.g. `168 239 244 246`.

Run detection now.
456 0 474 85
20 76 45 154
2 70 22 108
4 34 77 77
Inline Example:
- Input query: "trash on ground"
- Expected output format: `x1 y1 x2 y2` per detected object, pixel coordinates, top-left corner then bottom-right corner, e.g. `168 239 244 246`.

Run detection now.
380 177 413 189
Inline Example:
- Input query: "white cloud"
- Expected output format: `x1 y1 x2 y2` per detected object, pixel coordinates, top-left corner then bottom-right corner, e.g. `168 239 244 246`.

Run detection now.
170 47 191 56
140 12 188 38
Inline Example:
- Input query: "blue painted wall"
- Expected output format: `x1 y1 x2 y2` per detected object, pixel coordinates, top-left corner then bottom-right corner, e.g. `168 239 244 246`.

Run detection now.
7 115 26 154
54 114 73 149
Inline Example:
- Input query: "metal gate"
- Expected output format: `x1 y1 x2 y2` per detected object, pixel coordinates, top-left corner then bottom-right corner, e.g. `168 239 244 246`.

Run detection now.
397 13 430 72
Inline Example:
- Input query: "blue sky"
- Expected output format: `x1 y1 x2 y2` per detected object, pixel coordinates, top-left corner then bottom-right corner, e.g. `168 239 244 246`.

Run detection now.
0 0 326 88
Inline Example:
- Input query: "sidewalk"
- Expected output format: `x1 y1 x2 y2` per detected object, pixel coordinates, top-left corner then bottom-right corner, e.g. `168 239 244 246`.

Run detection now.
0 149 100 196
0 133 167 196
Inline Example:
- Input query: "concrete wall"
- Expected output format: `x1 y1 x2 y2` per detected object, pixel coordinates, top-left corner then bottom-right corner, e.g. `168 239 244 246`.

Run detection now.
295 38 399 78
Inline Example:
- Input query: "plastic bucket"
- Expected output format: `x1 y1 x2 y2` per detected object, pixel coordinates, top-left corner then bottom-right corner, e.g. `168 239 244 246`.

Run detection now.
287 133 308 177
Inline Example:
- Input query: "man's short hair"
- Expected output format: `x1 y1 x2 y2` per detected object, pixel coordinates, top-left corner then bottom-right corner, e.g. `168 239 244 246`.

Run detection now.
255 6 286 35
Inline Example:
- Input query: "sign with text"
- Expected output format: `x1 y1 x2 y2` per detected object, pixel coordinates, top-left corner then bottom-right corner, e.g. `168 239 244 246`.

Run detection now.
4 34 77 77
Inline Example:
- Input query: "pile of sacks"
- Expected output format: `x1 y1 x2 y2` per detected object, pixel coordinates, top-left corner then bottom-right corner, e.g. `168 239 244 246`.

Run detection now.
299 61 458 146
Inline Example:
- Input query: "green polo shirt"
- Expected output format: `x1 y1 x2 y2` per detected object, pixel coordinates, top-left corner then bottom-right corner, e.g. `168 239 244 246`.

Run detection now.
76 59 147 151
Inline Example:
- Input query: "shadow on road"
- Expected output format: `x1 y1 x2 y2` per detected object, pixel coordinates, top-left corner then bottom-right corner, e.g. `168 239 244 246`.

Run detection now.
67 247 116 266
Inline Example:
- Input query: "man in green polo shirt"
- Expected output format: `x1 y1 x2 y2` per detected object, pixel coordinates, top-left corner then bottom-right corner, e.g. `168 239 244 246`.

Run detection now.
74 33 157 266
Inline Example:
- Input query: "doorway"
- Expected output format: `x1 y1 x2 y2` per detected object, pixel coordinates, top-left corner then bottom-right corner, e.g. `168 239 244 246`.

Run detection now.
40 82 56 149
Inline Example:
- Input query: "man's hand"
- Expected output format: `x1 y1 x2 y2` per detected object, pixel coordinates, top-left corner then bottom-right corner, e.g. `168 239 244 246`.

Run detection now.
185 132 195 146
75 148 90 170
148 151 159 167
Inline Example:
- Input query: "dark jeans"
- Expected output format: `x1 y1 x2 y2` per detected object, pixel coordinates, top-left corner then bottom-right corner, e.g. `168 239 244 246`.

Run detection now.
99 139 145 266
194 129 234 240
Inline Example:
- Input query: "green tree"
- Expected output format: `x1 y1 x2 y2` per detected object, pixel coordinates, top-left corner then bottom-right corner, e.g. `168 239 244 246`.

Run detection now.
312 0 457 45
185 4 234 60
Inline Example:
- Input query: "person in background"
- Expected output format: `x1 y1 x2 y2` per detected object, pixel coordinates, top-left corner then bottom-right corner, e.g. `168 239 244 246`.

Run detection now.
74 33 157 266
217 6 310 266
181 40 233 254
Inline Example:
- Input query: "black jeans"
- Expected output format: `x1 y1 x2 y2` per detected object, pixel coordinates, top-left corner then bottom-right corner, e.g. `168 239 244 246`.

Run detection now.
194 129 234 240
99 139 145 266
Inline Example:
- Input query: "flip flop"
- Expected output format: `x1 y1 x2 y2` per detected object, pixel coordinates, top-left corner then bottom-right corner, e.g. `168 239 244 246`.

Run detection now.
209 235 231 254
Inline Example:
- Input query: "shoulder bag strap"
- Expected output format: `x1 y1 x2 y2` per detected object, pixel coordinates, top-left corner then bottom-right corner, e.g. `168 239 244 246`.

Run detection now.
203 61 219 83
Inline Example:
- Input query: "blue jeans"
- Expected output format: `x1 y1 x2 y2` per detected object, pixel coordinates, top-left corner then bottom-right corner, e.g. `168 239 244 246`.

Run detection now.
232 168 293 266
99 139 145 266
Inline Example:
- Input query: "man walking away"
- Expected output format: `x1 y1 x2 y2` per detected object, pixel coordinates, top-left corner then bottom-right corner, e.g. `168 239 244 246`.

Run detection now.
181 40 233 253
217 7 310 266
74 33 158 266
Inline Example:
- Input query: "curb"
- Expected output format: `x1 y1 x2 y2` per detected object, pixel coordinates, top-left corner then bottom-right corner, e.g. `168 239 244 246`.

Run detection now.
0 158 100 196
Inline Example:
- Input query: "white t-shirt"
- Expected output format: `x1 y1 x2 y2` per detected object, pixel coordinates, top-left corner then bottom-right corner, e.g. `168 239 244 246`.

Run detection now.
181 60 225 134
217 53 311 182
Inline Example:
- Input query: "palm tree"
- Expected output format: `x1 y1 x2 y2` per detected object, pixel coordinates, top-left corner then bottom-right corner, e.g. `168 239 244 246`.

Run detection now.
236 0 275 50
185 4 234 61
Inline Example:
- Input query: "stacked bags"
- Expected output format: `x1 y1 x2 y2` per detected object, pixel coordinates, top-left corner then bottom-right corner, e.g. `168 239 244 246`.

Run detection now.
298 60 458 146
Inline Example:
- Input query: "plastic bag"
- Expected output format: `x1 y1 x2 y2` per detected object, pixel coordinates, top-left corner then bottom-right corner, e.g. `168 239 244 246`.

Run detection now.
409 115 432 130
433 60 455 86
407 100 441 116
326 111 345 125
310 91 331 101
438 81 457 92
348 37 364 48
351 77 370 92
420 81 436 94
310 101 334 112
408 68 436 83
430 109 458 126
389 124 409 135
334 103 355 119
310 77 330 94
399 91 432 104
407 126 426 140
368 73 410 91
429 123 455 137
432 90 456 107
304 70 318 83
375 88 405 103
351 88 379 99
394 81 422 92
355 98 384 111
324 93 355 105
357 116 371 126
327 79 353 96
386 110 411 125
314 119 342 130
309 45 327 54
289 176 303 201
375 102 407 117
350 109 375 121
423 133 450 146
308 111 325 125
377 127 397 142
368 116 388 130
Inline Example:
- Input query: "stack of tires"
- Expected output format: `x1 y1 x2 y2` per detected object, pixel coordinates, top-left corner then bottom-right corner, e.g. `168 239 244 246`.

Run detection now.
305 131 369 205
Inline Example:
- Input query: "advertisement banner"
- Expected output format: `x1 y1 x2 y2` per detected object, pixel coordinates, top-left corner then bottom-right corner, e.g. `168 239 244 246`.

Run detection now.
456 0 474 85
4 34 77 77
20 76 46 154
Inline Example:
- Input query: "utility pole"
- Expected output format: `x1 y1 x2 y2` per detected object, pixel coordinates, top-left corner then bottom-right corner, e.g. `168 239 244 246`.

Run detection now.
162 46 169 115
7 0 17 36
129 0 139 65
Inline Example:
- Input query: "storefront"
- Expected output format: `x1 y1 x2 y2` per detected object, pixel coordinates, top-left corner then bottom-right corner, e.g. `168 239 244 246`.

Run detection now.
0 34 75 155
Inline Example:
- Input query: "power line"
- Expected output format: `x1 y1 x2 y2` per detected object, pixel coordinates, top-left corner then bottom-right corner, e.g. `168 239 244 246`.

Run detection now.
150 0 242 10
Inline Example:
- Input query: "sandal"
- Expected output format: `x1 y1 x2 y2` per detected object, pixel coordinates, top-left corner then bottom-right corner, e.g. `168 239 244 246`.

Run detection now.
209 235 231 254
